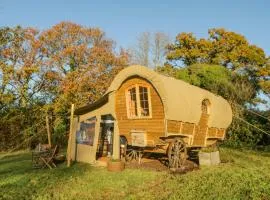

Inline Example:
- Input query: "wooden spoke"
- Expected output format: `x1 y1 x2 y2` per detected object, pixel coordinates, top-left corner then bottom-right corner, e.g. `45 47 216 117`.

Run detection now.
125 149 144 164
125 149 137 162
167 138 187 168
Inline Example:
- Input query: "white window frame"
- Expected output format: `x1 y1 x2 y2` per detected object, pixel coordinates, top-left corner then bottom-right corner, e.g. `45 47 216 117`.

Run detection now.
125 84 152 119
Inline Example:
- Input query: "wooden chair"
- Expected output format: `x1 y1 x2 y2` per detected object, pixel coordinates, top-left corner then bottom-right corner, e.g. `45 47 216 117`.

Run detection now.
40 145 58 169
32 150 50 169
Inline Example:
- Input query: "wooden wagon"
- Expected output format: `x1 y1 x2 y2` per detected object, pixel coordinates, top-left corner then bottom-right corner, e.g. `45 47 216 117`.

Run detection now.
70 65 232 167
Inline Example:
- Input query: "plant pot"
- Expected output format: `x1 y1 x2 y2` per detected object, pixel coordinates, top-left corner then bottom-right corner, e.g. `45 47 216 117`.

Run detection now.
199 151 220 166
107 160 125 172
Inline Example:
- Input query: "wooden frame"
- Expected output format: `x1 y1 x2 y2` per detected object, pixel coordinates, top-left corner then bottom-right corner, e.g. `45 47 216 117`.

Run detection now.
202 99 211 115
125 84 152 119
130 130 147 147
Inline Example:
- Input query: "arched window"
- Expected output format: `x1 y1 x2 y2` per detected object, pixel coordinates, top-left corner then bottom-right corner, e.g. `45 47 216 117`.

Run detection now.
201 99 210 114
126 84 152 118
126 87 138 117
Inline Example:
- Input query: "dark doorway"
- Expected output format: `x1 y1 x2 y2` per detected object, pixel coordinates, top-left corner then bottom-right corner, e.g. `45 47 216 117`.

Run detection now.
96 114 114 159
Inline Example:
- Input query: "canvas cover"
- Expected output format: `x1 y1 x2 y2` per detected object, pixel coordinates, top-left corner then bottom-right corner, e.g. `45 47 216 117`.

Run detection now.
106 65 232 129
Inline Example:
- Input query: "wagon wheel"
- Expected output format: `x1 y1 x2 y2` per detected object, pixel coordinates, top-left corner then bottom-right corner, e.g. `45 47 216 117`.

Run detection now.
167 138 187 168
125 149 136 162
125 148 144 164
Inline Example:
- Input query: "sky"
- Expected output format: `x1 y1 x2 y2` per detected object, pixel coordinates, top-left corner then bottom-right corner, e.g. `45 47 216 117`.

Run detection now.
0 0 269 55
0 0 269 110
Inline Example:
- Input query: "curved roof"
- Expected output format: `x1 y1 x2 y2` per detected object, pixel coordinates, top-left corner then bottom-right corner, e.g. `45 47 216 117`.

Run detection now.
107 65 232 129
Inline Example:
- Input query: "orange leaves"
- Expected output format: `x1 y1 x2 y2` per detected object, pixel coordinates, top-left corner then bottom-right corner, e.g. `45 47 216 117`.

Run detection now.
167 32 214 65
167 28 268 70
62 46 74 55
1 49 12 58
35 21 128 110
44 71 60 80
0 26 45 107
0 21 127 111
166 28 269 97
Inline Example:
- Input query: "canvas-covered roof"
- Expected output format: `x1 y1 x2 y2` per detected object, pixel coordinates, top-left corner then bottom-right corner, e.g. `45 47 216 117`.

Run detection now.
106 65 232 129
74 93 109 115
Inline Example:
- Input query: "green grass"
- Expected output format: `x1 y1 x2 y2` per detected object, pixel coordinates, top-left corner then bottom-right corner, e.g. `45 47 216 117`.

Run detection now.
1 148 270 200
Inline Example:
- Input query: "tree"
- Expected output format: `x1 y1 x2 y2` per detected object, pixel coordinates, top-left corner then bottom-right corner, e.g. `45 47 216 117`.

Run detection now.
39 22 128 108
0 27 14 110
0 26 45 108
0 26 48 150
258 59 270 97
129 32 170 68
166 28 270 98
39 22 128 146
130 32 151 67
0 22 128 150
173 64 257 104
152 32 170 68
166 28 269 96
167 28 267 69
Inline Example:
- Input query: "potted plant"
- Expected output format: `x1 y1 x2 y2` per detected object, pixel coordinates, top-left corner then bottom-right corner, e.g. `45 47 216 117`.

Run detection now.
198 146 220 166
107 159 125 172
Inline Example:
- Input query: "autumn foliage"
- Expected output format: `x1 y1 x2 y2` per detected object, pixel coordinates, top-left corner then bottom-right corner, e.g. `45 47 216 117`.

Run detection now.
0 23 269 150
166 28 269 95
0 22 128 150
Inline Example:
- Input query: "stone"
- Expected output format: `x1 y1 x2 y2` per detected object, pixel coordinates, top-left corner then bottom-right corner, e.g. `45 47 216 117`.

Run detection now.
199 151 220 166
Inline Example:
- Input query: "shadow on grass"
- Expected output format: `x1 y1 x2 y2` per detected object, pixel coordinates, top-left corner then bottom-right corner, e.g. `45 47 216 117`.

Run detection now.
0 152 33 176
0 152 30 164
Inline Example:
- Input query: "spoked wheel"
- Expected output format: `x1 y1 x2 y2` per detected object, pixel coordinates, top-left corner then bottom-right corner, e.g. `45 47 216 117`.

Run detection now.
125 149 138 162
167 138 187 168
125 148 144 164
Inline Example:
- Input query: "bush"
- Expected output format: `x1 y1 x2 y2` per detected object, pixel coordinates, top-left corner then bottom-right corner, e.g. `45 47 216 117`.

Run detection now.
53 118 68 147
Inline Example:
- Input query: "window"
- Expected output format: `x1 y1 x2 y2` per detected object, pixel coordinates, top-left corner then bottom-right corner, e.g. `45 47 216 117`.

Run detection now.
76 117 96 146
139 86 150 116
126 84 152 118
201 99 210 114
127 87 138 117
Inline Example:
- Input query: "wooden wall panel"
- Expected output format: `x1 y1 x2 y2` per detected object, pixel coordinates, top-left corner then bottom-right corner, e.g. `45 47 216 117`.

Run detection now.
167 120 181 133
115 77 165 146
217 129 225 138
181 122 194 135
167 120 195 138
208 127 217 137
192 113 209 146
166 118 227 147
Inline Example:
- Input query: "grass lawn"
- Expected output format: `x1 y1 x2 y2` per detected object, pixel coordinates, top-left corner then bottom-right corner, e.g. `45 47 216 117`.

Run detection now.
1 147 270 200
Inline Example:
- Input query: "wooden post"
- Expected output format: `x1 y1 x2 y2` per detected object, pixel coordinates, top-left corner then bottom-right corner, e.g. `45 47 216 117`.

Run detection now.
179 121 183 134
46 114 51 148
67 104 75 167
